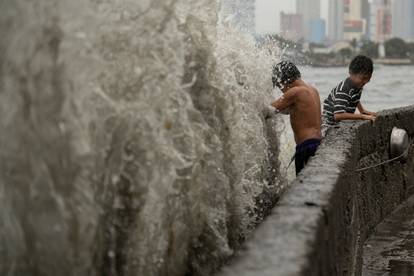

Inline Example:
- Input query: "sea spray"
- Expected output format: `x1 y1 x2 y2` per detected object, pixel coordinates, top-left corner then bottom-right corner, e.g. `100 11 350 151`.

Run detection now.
0 1 290 275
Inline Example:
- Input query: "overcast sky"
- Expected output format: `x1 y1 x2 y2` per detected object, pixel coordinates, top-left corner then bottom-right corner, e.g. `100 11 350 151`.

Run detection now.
255 0 329 34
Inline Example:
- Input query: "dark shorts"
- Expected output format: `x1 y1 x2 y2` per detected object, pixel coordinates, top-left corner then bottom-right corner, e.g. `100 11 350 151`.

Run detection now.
295 138 321 175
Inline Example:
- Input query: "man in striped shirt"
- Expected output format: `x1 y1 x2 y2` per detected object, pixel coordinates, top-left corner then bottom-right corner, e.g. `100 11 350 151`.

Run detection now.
323 55 377 134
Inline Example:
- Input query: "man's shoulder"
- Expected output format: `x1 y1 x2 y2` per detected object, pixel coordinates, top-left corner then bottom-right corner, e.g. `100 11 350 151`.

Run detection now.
308 84 319 94
283 87 304 100
339 78 354 92
289 84 318 96
287 86 303 93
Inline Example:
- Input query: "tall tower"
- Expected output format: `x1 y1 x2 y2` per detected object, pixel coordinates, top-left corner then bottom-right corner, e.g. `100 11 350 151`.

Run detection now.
392 0 414 40
361 0 370 39
296 0 321 41
328 0 344 42
343 0 369 41
370 0 392 42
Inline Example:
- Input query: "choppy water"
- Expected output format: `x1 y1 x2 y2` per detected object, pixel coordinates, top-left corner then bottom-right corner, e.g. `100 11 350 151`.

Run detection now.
0 1 291 276
3 1 411 275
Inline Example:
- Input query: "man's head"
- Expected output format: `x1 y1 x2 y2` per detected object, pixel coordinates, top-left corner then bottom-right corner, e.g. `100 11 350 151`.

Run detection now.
272 61 301 91
349 55 373 88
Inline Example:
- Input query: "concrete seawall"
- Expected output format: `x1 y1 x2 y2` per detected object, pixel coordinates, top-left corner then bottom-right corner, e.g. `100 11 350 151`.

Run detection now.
218 105 414 276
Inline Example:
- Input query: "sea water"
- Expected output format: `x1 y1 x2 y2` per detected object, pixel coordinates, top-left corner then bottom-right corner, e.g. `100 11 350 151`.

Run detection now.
0 1 291 276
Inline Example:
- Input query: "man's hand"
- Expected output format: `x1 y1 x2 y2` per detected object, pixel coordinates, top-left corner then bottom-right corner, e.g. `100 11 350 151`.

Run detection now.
363 110 377 116
361 114 376 121
262 106 279 119
358 102 377 117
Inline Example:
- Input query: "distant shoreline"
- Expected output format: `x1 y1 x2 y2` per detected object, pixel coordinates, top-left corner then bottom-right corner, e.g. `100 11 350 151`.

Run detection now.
374 58 413 66
309 58 414 68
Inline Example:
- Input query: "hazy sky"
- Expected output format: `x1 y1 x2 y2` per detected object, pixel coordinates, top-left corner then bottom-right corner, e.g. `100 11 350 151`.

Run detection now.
256 0 329 34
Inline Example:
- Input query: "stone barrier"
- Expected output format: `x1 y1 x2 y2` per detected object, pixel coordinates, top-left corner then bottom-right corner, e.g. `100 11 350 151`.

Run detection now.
219 105 414 276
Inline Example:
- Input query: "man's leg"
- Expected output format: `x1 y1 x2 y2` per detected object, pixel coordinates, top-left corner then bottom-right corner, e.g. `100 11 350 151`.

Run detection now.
295 151 305 175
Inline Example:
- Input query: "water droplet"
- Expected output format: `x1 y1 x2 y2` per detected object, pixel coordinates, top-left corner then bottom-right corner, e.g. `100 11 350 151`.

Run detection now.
134 66 142 76
75 32 86 39
112 175 120 184
53 224 62 232
108 251 115 258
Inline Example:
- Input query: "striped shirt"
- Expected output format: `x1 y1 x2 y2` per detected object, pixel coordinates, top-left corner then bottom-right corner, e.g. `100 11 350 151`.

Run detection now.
323 77 362 126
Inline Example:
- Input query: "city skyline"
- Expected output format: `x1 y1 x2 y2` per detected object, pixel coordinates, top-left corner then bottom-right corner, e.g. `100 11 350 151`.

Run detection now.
254 0 414 43
255 0 329 34
392 0 414 40
297 0 321 41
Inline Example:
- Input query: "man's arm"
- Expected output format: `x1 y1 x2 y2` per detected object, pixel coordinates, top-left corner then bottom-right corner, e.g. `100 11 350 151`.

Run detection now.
357 102 377 116
334 112 375 121
263 88 298 119
270 88 297 111
332 90 375 122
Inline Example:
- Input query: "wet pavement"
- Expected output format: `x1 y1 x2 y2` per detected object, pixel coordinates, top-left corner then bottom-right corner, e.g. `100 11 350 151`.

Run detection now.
363 195 414 275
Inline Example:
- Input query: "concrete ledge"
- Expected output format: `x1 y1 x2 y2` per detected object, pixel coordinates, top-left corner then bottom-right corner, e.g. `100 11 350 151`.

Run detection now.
218 105 414 276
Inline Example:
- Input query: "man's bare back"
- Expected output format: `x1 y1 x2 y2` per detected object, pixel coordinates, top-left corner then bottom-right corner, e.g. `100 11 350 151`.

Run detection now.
288 83 322 144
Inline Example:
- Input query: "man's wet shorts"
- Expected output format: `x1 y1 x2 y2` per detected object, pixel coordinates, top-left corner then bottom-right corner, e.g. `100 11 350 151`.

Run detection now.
295 138 321 175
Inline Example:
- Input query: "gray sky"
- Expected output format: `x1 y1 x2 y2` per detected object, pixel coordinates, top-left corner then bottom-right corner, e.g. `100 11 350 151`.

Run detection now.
255 0 329 34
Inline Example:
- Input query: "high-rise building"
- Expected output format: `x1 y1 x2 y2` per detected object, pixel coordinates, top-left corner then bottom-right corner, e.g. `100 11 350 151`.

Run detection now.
296 0 321 41
310 19 326 44
392 0 414 40
361 0 370 39
280 12 303 41
370 0 392 42
327 0 370 43
343 0 369 41
328 0 344 42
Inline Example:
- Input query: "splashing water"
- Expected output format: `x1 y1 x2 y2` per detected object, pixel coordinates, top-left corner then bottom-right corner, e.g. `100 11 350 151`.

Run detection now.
0 0 292 275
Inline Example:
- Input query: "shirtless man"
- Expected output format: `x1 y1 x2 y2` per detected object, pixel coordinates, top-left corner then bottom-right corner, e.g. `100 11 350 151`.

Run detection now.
266 61 322 175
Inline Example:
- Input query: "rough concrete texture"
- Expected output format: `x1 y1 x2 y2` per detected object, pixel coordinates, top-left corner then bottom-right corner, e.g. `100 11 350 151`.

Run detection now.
362 194 414 274
218 105 414 276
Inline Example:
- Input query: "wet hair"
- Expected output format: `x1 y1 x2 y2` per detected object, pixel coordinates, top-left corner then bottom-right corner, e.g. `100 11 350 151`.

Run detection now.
272 61 301 88
349 55 373 75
